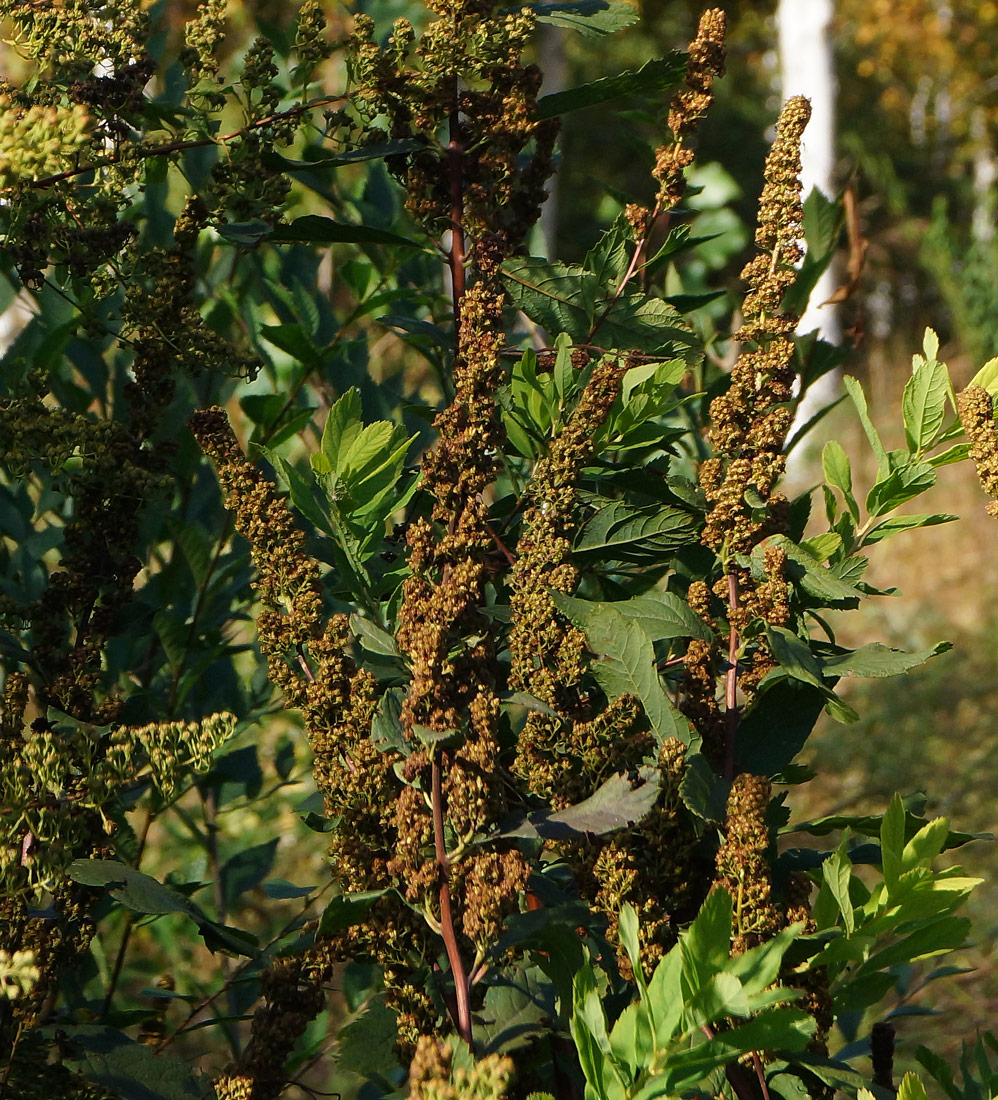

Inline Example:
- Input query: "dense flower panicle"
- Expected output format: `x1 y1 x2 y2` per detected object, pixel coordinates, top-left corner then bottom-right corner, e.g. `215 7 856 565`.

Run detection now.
713 774 780 954
595 739 707 977
652 9 727 215
958 384 998 516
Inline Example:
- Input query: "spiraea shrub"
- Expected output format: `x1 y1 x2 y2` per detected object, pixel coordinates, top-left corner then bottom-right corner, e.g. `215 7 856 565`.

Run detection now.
1 2 998 1099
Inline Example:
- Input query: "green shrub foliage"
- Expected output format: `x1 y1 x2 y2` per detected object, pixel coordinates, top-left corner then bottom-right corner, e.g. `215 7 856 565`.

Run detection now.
1 2 998 1099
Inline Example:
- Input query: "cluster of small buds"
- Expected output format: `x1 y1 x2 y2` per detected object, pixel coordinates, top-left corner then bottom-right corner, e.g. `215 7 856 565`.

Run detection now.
714 774 781 953
407 1035 514 1100
181 0 227 86
241 37 281 119
294 0 333 69
594 739 706 978
0 99 92 189
0 949 40 1001
650 9 727 217
958 385 998 516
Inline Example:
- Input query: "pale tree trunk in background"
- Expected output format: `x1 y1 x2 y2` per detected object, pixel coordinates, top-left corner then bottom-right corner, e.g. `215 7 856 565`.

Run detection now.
777 0 841 475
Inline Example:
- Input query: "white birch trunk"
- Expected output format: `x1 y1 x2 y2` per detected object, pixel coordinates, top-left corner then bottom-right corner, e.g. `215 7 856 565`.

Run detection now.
777 0 840 473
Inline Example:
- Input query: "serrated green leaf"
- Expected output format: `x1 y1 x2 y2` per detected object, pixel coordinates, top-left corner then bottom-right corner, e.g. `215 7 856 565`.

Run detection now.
862 513 957 545
528 0 641 37
682 888 732 990
574 500 699 560
818 640 950 678
319 388 363 473
477 967 553 1054
903 356 950 452
537 51 684 111
585 216 631 287
866 458 935 517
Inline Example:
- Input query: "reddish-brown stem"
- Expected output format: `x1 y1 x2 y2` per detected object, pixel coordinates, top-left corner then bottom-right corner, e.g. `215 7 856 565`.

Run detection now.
724 570 740 780
701 1025 758 1100
19 95 348 192
431 756 474 1048
447 99 467 339
751 1050 771 1100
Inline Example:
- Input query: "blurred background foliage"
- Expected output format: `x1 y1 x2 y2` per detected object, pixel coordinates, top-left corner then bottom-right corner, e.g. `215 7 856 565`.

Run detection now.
2 0 998 1089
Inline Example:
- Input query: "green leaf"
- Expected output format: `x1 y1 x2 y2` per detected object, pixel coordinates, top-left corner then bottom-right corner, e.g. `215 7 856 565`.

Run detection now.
862 513 957 544
843 375 889 478
477 967 553 1054
497 767 660 840
263 138 425 171
318 889 389 936
537 55 684 116
822 440 859 522
371 687 408 755
351 613 402 658
822 840 855 934
880 794 906 893
766 626 827 691
866 458 935 517
259 322 316 362
736 679 826 778
574 501 699 561
585 216 631 287
527 0 642 38
902 816 950 869
217 220 272 246
220 839 278 911
645 944 684 1042
897 1069 937 1100
67 860 259 958
501 256 696 354
766 536 862 608
819 640 950 678
609 1000 655 1076
967 355 998 395
727 922 804 998
682 888 732 989
336 995 401 1078
320 388 364 469
500 691 563 719
550 593 694 743
618 904 645 993
39 1024 213 1100
269 215 420 248
903 355 950 452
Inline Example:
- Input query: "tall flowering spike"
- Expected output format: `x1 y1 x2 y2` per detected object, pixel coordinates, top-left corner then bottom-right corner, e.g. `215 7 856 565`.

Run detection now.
700 96 811 561
958 385 998 516
648 8 727 221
